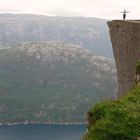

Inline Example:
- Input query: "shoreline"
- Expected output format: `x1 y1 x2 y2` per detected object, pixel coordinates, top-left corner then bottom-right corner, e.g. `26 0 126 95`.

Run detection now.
0 121 87 126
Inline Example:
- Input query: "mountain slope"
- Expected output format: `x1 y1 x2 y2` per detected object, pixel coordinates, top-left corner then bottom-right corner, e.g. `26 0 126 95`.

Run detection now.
0 42 117 123
0 13 113 58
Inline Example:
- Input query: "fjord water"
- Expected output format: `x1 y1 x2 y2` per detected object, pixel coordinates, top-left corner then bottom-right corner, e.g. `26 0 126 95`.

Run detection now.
0 124 86 140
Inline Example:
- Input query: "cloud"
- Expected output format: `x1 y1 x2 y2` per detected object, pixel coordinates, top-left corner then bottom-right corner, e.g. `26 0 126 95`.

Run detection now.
0 0 139 19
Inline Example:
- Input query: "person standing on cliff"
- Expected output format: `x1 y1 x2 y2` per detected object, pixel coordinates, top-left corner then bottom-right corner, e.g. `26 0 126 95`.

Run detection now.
120 10 129 20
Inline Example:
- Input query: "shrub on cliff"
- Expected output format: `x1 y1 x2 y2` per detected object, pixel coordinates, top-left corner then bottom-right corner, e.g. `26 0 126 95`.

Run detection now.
84 86 140 140
136 60 140 75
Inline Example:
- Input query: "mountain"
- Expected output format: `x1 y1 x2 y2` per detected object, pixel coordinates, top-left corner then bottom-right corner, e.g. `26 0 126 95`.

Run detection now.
0 42 117 123
0 13 113 58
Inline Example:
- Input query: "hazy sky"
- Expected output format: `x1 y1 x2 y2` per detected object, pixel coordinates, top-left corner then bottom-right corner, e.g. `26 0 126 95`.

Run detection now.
0 0 139 19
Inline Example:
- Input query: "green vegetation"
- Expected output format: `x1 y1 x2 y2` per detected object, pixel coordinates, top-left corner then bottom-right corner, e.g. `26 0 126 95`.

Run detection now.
84 86 140 140
136 60 140 75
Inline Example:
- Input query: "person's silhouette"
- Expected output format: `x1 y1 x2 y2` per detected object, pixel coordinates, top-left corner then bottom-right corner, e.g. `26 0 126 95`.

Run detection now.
123 10 126 20
120 10 129 20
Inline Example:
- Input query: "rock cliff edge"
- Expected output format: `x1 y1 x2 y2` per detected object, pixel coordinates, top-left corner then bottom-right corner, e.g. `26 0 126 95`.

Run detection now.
108 20 140 97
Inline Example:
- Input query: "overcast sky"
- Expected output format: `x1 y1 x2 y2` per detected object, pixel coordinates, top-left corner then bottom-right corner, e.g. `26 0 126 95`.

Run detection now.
0 0 139 19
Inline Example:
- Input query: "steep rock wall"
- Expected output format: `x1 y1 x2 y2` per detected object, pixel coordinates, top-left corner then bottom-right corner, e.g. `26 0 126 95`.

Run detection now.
108 20 140 97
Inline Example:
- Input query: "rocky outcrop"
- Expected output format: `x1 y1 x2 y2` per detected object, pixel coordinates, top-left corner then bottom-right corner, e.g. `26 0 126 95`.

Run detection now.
108 20 140 97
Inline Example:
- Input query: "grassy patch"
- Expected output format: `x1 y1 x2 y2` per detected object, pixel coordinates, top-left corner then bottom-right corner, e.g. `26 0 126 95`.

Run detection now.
84 86 140 140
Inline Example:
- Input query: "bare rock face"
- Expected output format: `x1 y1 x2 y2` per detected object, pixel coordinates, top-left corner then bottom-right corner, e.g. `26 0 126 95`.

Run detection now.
108 20 140 97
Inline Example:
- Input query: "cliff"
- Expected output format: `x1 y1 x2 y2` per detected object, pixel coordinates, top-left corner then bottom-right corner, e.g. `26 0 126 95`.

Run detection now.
108 20 140 97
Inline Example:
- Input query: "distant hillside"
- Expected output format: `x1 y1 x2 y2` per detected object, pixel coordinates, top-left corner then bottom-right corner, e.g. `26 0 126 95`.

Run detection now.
0 42 117 123
0 13 113 58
